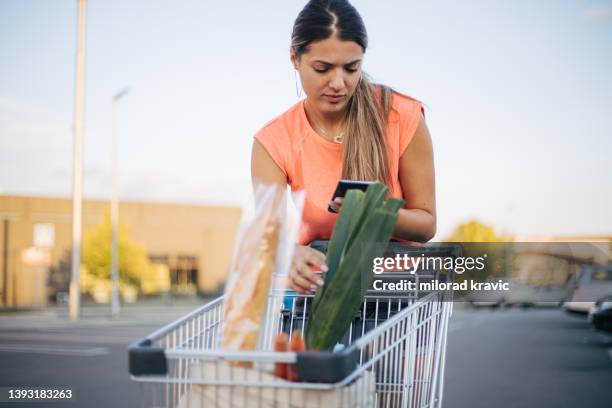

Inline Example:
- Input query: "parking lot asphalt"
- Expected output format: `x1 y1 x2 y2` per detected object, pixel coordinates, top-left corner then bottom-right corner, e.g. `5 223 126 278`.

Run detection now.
0 300 203 408
0 303 611 407
444 306 612 408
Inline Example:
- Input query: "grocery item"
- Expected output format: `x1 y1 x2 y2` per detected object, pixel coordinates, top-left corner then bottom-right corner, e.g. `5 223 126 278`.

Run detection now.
287 331 306 381
306 182 404 350
273 331 306 381
220 184 302 361
273 333 289 379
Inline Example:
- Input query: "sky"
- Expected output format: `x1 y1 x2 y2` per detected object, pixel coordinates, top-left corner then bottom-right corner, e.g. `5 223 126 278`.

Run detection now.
0 0 611 240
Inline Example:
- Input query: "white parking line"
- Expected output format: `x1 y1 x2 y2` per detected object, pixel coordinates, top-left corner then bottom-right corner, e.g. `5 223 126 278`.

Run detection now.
0 332 137 344
0 344 109 356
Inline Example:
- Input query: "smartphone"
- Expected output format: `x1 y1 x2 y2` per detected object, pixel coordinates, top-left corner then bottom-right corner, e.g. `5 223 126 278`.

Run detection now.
328 179 373 213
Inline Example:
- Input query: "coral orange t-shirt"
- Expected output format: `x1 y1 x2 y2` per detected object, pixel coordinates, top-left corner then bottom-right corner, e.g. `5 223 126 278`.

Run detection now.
254 92 423 245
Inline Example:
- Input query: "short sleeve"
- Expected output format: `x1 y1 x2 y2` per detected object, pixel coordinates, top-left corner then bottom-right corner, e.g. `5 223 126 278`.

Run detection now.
253 124 290 179
397 97 424 155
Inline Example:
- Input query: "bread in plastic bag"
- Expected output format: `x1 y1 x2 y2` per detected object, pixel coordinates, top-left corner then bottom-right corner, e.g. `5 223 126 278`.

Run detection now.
220 183 304 357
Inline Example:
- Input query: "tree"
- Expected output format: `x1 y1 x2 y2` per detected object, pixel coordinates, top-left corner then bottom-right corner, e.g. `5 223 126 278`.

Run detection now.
445 219 513 281
82 213 151 289
446 219 508 242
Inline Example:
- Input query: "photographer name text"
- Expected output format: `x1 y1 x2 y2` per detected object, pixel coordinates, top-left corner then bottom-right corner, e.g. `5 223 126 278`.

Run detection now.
371 279 510 292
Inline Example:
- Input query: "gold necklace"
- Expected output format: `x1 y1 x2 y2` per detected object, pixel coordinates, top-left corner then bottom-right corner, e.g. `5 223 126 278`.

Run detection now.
311 117 345 144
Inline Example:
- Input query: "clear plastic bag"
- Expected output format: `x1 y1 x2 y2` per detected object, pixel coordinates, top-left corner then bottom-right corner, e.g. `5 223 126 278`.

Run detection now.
220 184 304 355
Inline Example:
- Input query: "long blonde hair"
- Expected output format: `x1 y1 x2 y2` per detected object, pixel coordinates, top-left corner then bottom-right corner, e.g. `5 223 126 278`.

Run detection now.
343 74 391 183
292 0 393 184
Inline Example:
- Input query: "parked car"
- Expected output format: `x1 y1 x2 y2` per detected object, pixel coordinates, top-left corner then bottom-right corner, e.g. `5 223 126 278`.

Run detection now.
464 279 562 308
588 295 612 333
505 281 537 307
464 277 508 307
532 284 568 307
563 264 612 313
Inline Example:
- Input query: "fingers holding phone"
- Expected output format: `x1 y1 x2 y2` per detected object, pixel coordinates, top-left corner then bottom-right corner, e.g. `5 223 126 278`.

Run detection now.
328 179 372 213
328 197 344 213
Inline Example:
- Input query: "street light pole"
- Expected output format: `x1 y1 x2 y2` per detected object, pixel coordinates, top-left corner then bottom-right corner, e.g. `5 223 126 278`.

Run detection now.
69 0 87 321
111 88 129 318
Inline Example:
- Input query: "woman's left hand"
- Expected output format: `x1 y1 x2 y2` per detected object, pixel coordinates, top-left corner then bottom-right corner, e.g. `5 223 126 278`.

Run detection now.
328 197 343 213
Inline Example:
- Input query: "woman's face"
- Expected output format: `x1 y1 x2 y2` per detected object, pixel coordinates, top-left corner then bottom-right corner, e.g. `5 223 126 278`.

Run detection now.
291 35 363 116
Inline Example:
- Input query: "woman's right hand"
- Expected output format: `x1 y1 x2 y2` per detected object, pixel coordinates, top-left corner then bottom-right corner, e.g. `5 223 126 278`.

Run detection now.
289 244 328 294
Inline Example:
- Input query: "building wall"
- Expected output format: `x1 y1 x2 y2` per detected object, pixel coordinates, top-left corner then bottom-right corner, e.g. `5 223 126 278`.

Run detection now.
513 253 581 285
0 195 242 308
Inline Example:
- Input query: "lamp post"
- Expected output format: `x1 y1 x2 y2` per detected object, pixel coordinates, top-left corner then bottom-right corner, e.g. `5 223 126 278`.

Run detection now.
111 88 130 318
69 0 87 321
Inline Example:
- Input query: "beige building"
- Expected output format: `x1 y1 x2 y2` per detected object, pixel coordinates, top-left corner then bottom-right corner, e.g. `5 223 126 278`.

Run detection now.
511 239 611 285
0 195 241 308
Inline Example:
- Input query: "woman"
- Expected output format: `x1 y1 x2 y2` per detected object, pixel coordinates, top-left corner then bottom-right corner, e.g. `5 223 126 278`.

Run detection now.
251 0 436 294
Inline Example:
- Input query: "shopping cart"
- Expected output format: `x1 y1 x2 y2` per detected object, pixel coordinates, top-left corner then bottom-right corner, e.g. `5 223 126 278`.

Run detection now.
129 243 459 407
